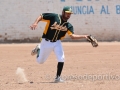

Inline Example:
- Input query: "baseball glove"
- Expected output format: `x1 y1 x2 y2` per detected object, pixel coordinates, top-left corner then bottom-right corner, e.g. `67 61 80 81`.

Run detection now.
87 35 98 47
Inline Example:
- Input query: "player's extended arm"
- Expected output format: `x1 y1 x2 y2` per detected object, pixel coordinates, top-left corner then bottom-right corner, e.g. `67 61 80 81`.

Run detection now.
69 34 88 39
30 15 42 30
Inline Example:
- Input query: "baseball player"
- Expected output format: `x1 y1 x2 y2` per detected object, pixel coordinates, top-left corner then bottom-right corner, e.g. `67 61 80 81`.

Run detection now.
30 6 89 83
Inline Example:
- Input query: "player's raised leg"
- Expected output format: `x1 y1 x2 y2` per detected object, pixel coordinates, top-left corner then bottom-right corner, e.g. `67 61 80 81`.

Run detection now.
31 44 40 56
31 38 42 56
36 39 53 64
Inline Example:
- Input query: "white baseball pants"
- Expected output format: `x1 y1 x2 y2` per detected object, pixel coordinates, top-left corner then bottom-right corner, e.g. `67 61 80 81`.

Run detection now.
36 38 65 64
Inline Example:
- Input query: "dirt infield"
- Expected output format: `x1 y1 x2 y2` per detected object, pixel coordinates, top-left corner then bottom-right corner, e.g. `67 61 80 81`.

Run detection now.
0 42 120 90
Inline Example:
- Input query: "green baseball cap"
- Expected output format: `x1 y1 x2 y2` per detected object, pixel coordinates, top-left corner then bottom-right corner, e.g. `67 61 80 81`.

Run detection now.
63 6 73 14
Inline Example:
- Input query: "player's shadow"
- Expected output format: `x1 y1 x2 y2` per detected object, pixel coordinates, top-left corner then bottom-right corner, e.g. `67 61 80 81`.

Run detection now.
38 81 58 83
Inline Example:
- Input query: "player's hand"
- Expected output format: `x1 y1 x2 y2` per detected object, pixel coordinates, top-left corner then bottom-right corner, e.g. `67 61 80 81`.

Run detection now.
30 24 38 30
87 35 98 47
84 35 89 39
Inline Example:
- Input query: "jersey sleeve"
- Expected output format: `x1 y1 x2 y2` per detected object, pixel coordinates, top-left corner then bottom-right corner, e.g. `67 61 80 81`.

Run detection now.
67 25 74 36
41 13 56 20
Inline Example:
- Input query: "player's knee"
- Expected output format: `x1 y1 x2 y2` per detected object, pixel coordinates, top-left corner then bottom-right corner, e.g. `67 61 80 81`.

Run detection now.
36 58 45 64
37 60 44 64
38 61 44 64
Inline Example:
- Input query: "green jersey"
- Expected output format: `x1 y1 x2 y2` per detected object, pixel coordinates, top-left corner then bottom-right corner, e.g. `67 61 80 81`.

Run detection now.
41 13 74 42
